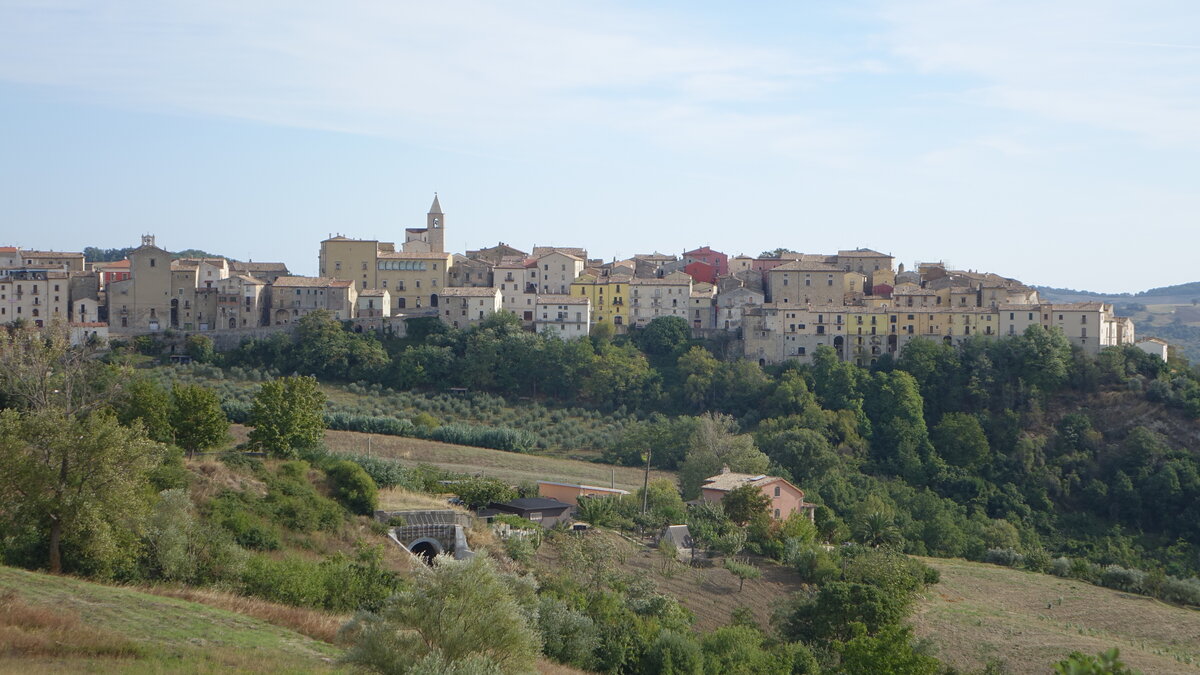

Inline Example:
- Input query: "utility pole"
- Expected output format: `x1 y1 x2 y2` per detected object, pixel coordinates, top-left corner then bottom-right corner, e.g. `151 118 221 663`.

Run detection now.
367 436 372 458
641 446 652 516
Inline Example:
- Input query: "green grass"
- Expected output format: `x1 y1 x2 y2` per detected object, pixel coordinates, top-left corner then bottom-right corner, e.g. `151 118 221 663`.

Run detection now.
0 566 346 674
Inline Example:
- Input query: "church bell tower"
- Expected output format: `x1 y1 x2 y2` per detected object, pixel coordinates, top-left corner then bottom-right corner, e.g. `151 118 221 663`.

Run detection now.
427 194 445 253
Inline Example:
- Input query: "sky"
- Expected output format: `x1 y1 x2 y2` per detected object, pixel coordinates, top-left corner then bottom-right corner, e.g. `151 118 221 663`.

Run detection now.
1 1 1198 293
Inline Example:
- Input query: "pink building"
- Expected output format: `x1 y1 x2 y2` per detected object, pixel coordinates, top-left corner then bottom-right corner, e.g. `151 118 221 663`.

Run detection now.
537 481 630 506
700 469 816 521
683 246 728 277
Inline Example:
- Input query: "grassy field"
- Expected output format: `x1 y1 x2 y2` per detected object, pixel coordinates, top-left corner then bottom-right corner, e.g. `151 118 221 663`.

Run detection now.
0 565 344 674
228 424 674 492
912 557 1200 674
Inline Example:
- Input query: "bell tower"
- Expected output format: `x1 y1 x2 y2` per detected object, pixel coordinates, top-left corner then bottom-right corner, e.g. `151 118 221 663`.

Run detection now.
427 194 445 253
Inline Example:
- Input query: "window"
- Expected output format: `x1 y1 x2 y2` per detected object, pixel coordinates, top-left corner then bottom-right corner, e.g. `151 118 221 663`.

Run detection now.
149 259 156 267
774 486 780 497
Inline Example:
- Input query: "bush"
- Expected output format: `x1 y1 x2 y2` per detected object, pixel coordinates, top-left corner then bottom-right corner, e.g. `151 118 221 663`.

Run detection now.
240 555 328 608
338 453 410 490
1023 548 1052 573
326 460 380 516
1099 565 1146 593
1051 557 1073 578
984 548 1024 567
1160 576 1200 606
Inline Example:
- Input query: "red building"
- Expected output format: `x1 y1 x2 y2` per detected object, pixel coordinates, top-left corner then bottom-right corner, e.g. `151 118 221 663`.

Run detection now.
684 260 718 284
683 246 728 277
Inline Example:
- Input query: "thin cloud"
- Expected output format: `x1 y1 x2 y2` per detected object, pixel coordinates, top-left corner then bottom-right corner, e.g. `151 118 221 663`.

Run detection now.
877 0 1200 147
0 1 864 158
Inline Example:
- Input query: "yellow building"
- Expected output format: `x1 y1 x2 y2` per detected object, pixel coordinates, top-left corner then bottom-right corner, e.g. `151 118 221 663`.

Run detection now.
571 272 630 330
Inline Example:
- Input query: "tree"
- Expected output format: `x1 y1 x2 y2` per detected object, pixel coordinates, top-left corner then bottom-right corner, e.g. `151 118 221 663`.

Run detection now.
636 316 691 358
678 413 769 499
342 555 540 675
169 384 229 457
248 376 326 458
326 460 380 515
0 408 161 574
184 334 215 363
723 558 762 592
641 631 704 674
453 476 516 510
722 484 771 525
0 322 115 417
931 413 990 470
701 625 791 674
116 378 174 444
779 581 907 643
835 622 940 675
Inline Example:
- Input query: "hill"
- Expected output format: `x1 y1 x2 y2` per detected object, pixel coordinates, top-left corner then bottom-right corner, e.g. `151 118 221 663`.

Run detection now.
1035 281 1200 305
227 423 673 492
914 557 1200 674
0 565 343 674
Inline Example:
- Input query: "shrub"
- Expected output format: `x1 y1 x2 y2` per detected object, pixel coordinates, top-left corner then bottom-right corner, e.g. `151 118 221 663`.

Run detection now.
1160 576 1200 606
1023 548 1052 573
338 453 410 490
241 555 328 608
1099 565 1146 593
984 548 1024 567
1050 557 1073 578
326 460 380 516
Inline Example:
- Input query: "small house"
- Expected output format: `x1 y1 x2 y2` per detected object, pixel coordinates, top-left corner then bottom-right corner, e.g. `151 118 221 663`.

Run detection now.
700 468 816 521
537 481 629 507
480 497 572 529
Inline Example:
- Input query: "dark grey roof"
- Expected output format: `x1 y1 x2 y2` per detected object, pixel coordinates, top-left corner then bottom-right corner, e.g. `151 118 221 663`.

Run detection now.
490 497 571 512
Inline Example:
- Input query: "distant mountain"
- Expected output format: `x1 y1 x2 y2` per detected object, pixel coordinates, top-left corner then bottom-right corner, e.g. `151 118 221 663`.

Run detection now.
1035 281 1200 305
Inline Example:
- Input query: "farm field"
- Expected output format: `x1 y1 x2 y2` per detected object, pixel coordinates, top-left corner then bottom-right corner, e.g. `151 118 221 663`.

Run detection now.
912 556 1200 674
227 424 673 492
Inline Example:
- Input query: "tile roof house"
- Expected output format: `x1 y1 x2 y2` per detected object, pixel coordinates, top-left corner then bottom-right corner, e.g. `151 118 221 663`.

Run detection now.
700 468 816 521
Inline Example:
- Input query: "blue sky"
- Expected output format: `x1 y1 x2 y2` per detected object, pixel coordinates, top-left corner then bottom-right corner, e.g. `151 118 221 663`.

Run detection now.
1 0 1197 292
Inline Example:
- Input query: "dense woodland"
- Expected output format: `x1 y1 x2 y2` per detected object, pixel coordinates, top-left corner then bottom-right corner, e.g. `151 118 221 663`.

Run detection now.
203 311 1200 582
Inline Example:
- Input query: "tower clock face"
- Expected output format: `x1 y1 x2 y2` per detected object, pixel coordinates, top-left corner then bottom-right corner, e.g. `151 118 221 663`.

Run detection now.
433 218 439 227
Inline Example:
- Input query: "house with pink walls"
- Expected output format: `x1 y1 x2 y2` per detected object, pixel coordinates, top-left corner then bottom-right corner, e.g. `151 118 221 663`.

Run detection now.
700 468 816 521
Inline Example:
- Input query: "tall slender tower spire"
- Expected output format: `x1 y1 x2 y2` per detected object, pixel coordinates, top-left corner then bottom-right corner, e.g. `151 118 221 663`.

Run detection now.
427 193 445 253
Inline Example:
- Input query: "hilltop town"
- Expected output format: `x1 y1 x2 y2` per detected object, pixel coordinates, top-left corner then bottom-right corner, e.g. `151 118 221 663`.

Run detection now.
1 196 1159 364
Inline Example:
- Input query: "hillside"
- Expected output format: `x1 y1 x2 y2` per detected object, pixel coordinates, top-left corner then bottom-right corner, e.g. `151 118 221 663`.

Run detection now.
1035 281 1200 305
227 424 674 492
914 557 1200 674
0 565 343 674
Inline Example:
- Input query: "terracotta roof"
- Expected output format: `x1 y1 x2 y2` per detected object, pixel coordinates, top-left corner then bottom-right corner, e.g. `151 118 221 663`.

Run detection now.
272 276 355 288
0 247 17 254
893 287 938 296
439 287 500 297
537 295 589 305
358 289 388 297
96 259 130 269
